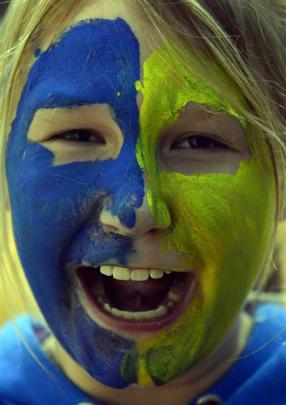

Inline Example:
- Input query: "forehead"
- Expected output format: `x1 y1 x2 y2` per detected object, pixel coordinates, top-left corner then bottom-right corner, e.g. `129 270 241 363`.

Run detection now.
9 0 162 118
14 0 249 156
17 0 169 118
49 0 161 62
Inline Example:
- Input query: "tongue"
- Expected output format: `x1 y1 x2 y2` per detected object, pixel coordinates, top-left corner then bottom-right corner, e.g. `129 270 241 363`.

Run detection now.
103 274 174 311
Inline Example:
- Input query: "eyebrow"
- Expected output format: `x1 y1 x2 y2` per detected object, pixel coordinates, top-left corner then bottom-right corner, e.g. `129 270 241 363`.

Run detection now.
20 18 140 113
27 82 103 111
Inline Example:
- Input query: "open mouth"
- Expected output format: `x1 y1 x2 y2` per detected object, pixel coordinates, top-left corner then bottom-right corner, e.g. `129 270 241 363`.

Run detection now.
77 265 196 332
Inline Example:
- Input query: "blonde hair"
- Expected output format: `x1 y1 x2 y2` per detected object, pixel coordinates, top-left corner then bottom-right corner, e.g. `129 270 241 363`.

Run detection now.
0 0 286 322
140 0 286 199
0 0 81 321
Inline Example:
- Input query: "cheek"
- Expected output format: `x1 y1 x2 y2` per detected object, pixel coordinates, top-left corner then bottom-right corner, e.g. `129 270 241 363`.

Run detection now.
157 157 276 335
130 158 276 385
7 143 90 237
160 158 275 276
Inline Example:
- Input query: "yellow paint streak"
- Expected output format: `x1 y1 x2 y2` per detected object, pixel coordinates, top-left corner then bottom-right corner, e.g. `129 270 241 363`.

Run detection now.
137 357 154 385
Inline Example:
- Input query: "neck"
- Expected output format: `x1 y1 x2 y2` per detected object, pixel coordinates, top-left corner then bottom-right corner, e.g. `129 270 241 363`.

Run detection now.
43 311 253 405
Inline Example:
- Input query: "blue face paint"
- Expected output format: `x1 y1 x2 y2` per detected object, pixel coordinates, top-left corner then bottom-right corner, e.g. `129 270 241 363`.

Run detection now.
6 19 143 388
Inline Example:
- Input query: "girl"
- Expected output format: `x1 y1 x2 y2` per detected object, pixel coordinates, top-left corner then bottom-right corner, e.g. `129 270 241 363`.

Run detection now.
0 0 286 404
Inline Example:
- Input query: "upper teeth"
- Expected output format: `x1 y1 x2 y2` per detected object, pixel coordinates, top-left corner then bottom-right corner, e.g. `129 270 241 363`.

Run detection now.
100 265 171 281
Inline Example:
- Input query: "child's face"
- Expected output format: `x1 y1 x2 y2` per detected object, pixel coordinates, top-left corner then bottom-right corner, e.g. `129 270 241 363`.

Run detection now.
6 0 276 389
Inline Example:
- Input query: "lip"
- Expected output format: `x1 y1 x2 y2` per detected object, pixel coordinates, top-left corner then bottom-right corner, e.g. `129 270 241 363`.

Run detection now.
77 266 196 333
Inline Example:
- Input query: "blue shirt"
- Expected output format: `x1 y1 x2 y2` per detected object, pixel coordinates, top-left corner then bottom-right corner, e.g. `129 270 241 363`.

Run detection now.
0 304 286 405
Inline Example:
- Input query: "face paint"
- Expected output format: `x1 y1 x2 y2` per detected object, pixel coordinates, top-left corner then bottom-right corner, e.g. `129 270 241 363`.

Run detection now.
6 19 142 388
6 18 276 390
124 46 276 384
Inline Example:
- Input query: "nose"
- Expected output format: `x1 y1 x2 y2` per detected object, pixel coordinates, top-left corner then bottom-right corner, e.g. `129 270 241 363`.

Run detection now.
99 190 171 237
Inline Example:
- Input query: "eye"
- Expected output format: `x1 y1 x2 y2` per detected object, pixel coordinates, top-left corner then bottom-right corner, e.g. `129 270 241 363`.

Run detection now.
171 134 228 150
50 129 106 144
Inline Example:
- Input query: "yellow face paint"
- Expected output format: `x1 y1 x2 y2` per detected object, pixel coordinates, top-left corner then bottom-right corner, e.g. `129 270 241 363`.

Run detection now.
121 45 276 385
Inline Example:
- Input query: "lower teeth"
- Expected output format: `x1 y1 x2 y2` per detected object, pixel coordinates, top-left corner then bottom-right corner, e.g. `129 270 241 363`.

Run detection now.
105 303 167 320
97 284 182 320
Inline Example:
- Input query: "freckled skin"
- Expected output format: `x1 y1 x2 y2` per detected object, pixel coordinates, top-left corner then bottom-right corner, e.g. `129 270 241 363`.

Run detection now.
6 19 276 388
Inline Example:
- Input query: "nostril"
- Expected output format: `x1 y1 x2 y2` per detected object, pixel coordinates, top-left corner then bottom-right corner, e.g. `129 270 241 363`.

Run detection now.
102 223 119 233
99 197 170 237
149 227 162 235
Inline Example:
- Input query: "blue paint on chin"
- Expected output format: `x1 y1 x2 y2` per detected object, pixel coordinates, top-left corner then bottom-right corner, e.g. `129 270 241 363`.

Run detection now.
6 19 144 388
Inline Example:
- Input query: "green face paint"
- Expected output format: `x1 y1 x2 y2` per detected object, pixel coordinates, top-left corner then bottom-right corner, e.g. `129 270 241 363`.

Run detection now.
122 45 276 385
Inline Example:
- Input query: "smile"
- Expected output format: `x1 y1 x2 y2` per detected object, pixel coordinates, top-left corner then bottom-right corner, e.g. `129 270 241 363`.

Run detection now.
77 265 196 332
